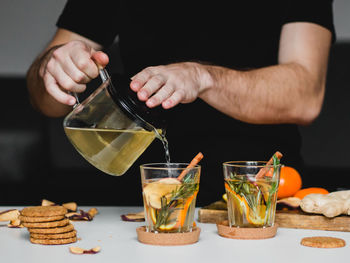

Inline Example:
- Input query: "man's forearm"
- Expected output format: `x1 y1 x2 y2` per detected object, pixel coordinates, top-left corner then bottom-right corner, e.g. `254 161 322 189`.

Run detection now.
26 46 72 117
199 62 325 125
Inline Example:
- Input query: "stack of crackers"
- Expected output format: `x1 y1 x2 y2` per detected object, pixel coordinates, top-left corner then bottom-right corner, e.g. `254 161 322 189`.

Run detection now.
20 206 77 245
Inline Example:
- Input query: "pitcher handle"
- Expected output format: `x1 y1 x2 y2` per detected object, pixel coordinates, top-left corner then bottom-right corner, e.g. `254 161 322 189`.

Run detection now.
71 66 110 108
99 67 110 83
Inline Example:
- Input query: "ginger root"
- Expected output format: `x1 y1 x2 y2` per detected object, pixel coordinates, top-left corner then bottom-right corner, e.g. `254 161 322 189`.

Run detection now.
300 190 350 218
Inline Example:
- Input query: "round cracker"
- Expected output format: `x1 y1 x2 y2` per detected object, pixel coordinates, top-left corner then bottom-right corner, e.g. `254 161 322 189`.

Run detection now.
301 236 346 248
19 215 64 223
28 223 74 234
30 230 76 240
21 206 67 217
30 236 77 245
23 218 69 228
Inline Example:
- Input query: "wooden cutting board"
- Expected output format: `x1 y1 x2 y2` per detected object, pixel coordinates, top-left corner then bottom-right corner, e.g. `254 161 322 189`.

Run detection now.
198 201 350 232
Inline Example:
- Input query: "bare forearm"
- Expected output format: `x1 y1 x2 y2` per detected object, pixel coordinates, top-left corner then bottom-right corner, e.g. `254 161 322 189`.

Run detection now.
26 46 72 117
199 62 325 125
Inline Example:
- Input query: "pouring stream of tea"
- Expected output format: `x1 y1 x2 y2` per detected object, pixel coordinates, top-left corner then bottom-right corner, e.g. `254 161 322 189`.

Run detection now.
153 128 171 163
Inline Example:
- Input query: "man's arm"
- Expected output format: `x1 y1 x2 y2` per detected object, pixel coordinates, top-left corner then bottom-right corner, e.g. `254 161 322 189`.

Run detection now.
26 28 107 117
131 22 332 125
200 22 332 125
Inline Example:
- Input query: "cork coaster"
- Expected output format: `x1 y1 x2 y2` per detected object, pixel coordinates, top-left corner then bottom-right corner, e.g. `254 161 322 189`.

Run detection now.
217 220 278 240
136 226 201 246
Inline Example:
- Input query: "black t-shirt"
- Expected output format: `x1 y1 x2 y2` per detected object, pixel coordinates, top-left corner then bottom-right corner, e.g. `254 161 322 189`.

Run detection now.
56 0 335 205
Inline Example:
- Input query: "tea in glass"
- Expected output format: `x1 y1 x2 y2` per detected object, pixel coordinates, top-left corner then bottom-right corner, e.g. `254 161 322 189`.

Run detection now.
223 160 281 228
140 163 200 233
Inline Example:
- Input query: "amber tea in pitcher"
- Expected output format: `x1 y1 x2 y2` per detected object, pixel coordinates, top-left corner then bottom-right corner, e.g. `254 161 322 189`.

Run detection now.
65 127 160 176
63 71 168 176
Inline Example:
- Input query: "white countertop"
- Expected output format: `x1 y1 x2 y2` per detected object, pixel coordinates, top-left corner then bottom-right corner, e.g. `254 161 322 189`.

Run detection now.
1 206 349 263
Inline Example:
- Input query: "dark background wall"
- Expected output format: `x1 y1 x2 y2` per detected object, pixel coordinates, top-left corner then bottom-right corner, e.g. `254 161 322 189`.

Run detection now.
0 1 349 205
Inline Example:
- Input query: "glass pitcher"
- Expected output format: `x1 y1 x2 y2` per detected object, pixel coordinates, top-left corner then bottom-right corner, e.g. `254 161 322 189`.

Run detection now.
63 69 166 176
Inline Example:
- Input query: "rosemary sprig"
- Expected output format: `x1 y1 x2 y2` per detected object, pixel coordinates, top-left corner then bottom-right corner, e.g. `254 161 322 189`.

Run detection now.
264 154 280 219
272 154 280 179
154 172 199 229
155 196 178 228
226 179 263 213
265 154 280 207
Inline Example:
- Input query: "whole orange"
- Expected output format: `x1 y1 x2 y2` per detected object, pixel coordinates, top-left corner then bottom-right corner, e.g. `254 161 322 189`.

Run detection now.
293 187 329 199
277 166 302 199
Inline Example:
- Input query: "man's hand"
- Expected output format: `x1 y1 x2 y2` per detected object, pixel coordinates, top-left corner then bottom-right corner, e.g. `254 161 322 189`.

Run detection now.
27 29 108 117
40 40 109 106
130 62 211 109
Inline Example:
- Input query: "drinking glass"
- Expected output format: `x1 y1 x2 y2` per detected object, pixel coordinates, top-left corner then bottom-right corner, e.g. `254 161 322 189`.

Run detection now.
223 161 281 228
140 163 201 233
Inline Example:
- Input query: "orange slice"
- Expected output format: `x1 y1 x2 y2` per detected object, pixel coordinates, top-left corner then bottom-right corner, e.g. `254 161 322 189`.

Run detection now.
224 183 267 226
158 221 178 231
225 182 249 217
150 207 157 224
246 204 267 226
178 191 198 228
158 207 180 231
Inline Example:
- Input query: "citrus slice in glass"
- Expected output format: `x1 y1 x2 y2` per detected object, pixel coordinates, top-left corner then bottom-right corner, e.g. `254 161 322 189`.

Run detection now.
224 182 267 227
158 208 180 231
222 193 227 202
150 207 157 224
246 205 267 226
143 178 181 209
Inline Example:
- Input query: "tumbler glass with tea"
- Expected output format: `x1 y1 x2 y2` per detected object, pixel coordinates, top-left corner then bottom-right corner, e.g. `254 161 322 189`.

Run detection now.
223 161 281 228
140 163 201 233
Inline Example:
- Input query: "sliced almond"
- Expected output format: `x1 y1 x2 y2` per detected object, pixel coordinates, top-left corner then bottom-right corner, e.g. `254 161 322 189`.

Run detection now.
70 246 101 254
70 247 85 254
41 199 56 206
88 208 98 218
8 219 24 228
277 197 301 208
0 209 20 222
66 212 80 218
91 246 101 253
66 210 92 221
62 202 77 212
143 178 181 209
121 211 145 222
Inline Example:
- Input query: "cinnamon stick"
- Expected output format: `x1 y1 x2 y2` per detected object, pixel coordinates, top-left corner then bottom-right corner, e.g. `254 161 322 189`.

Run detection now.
256 151 283 179
177 152 204 181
